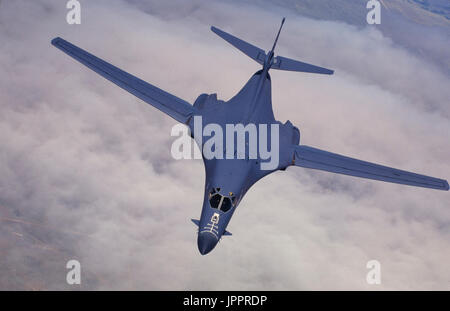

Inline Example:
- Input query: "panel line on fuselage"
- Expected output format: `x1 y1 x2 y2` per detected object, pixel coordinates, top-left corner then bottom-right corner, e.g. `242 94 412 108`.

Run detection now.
239 70 269 123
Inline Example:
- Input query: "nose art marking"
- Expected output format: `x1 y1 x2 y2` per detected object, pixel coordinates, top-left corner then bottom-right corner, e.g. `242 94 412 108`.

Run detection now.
200 212 220 239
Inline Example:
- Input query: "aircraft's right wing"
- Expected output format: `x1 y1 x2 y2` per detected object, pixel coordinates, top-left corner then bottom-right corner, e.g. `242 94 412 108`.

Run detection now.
51 37 195 124
292 145 449 191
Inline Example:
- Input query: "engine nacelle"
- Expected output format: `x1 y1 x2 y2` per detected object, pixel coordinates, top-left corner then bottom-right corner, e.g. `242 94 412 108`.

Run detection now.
193 93 224 110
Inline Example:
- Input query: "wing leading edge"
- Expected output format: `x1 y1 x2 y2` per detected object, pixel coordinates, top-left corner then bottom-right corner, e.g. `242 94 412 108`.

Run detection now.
51 37 195 124
292 145 449 191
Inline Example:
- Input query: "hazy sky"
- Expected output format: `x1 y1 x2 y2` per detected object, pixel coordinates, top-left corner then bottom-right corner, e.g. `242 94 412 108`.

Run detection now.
0 0 449 290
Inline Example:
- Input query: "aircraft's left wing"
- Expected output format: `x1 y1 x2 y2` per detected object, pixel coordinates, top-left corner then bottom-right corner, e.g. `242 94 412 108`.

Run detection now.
292 145 449 191
51 37 195 124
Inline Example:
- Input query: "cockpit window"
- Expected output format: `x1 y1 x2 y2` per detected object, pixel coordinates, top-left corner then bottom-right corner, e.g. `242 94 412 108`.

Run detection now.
221 197 232 212
209 194 222 209
208 188 234 212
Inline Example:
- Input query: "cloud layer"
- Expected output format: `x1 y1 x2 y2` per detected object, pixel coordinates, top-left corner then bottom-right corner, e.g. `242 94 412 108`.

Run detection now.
0 0 449 290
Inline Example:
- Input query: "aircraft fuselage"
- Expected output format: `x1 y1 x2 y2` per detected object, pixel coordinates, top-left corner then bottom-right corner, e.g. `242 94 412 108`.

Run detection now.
188 70 300 254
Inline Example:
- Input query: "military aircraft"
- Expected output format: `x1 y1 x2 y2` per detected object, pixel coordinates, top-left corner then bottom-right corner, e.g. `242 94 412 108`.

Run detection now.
52 18 448 255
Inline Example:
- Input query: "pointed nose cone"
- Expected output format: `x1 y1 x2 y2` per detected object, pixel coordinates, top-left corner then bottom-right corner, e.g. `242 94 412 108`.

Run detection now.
197 232 218 255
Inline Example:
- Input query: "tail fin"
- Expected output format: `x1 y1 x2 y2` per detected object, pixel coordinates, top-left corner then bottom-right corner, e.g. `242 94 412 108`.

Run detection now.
269 17 285 56
211 18 334 75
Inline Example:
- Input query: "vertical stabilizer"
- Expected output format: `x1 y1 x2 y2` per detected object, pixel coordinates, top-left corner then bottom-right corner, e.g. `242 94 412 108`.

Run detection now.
269 17 286 58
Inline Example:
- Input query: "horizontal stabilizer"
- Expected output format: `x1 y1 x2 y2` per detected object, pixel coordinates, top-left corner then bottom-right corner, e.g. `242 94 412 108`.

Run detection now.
272 55 334 75
191 219 232 236
211 26 266 66
211 25 333 75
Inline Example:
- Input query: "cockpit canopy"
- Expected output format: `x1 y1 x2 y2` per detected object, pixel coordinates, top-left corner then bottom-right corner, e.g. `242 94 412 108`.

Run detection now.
208 188 235 212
